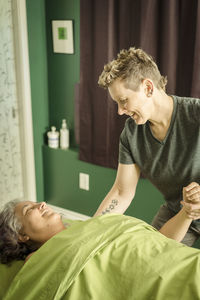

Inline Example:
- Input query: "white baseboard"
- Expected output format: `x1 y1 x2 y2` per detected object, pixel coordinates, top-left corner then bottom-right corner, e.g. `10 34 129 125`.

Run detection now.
48 204 90 221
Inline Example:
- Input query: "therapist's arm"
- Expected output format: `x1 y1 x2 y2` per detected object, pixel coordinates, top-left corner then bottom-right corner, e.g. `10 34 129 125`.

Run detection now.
159 183 200 242
159 208 192 242
94 163 140 216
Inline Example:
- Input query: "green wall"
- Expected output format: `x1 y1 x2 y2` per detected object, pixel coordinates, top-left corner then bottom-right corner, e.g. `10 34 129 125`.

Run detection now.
45 0 80 147
26 0 49 202
26 0 165 223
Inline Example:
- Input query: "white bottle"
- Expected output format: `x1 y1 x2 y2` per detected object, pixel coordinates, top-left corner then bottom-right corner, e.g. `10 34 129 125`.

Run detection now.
47 126 59 149
60 119 69 149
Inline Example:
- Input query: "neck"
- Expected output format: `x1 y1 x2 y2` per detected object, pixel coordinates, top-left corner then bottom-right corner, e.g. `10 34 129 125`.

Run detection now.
37 222 66 245
149 90 173 128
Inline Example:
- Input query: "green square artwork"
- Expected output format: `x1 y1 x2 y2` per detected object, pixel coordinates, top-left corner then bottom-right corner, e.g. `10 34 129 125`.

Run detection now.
58 27 67 40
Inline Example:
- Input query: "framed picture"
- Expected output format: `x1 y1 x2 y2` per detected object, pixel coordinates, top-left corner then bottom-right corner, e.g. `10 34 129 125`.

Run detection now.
52 20 74 54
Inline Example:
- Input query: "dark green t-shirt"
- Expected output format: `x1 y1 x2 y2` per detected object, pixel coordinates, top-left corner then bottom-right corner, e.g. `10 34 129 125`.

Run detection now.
119 95 200 224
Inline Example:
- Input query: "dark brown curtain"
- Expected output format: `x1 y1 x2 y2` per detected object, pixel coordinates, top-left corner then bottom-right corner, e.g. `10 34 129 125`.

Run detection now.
77 0 200 169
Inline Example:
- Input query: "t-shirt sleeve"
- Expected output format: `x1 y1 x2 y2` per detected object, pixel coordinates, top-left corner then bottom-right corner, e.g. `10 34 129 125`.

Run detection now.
118 127 135 164
192 99 200 124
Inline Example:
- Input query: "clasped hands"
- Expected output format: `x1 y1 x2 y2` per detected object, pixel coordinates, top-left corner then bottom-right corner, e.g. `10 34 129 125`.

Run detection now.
181 182 200 220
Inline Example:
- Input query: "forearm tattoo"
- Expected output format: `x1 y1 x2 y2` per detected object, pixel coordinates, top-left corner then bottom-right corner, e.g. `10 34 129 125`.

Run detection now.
102 199 119 215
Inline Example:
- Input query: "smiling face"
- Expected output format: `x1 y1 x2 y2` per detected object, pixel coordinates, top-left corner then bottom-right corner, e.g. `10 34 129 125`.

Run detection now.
108 78 153 125
15 201 65 244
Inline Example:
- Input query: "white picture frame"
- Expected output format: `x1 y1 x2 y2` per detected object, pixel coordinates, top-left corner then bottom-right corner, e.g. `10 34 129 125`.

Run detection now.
52 20 74 54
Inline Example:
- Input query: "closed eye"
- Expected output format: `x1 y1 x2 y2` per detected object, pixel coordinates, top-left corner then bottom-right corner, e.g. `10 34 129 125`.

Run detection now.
25 207 34 215
119 98 127 106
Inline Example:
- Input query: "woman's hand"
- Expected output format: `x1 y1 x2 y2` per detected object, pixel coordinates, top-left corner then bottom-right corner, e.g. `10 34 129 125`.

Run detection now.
181 182 200 220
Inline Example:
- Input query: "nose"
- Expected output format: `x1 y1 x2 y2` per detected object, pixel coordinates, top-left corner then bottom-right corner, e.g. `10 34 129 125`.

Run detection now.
118 106 126 115
38 202 46 210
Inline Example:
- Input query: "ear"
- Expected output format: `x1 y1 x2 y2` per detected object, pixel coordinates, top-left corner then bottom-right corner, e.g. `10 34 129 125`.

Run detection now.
142 79 154 96
18 233 30 243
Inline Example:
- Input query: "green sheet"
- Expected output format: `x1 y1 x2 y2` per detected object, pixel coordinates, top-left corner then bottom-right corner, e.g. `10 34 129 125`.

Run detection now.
0 260 23 299
3 214 200 299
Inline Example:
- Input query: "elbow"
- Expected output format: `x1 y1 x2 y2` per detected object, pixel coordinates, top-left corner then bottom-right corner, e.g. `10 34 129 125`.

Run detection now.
118 188 135 203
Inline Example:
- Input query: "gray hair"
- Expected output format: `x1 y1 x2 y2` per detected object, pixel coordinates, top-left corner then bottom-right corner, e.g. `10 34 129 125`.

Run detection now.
0 200 37 265
0 199 22 231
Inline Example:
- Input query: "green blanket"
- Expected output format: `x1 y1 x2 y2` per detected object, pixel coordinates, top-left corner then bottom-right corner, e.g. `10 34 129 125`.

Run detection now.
3 214 200 300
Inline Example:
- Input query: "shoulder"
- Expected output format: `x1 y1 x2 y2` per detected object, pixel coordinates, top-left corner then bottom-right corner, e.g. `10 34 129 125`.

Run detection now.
175 95 200 107
124 117 135 129
120 118 148 146
120 118 136 142
173 95 200 123
24 251 36 263
123 117 140 135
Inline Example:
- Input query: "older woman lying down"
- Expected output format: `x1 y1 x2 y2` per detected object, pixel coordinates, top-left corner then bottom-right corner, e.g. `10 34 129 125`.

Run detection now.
0 195 200 299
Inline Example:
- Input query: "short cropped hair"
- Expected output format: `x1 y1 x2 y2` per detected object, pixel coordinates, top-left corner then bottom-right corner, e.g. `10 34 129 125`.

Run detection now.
0 200 37 264
98 47 167 91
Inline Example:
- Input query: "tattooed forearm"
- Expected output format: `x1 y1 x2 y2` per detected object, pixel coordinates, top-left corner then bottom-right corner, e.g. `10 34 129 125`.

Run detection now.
102 199 119 215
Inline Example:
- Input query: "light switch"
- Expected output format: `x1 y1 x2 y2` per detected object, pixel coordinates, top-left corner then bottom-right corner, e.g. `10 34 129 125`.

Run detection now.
79 173 89 191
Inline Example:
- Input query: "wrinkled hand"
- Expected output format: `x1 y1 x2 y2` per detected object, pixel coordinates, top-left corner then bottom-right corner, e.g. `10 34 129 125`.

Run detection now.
181 182 200 220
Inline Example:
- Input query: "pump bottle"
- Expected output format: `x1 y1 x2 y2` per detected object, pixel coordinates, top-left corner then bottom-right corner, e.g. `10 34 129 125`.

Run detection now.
60 119 69 149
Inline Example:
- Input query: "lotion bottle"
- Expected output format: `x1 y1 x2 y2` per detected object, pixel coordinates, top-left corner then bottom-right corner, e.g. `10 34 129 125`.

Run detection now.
60 119 69 149
47 126 59 148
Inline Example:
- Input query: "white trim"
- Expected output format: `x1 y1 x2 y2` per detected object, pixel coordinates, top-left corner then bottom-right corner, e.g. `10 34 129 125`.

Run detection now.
48 204 90 221
12 0 36 202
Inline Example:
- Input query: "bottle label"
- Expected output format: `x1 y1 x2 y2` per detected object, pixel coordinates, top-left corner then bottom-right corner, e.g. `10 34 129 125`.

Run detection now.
48 137 59 148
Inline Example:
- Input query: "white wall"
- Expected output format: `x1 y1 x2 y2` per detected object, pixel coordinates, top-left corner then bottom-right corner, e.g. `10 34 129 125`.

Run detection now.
0 0 23 205
0 0 36 206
